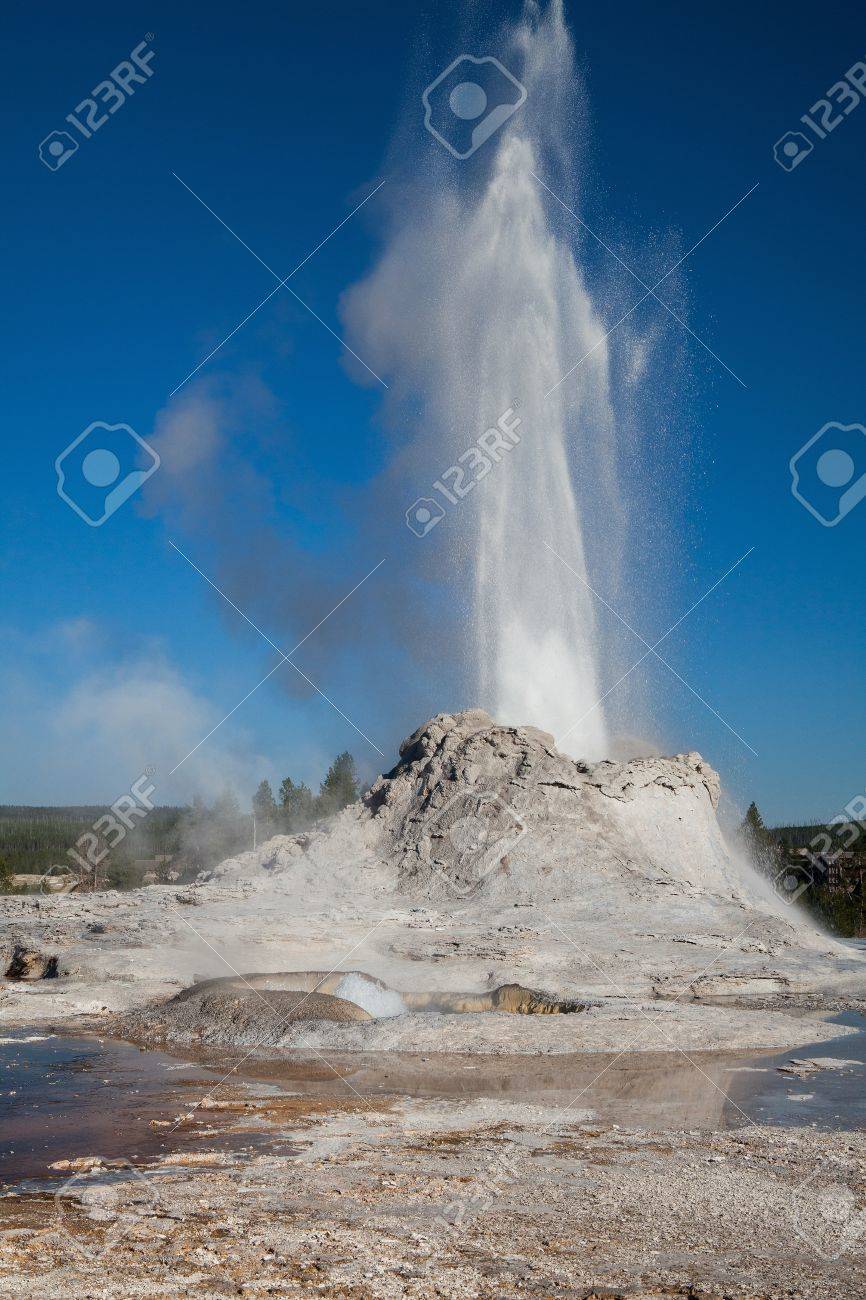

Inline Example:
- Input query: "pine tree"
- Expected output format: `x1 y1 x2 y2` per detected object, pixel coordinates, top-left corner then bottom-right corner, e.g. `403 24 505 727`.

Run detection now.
251 779 278 845
212 789 241 822
278 776 316 830
742 802 765 846
183 796 208 872
318 752 359 817
739 801 778 877
211 788 246 858
0 856 15 894
252 779 277 821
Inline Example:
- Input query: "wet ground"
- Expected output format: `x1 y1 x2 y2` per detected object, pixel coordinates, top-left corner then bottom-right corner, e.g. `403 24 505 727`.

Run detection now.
233 1010 866 1129
2 1011 863 1188
729 1009 866 1128
0 1031 296 1184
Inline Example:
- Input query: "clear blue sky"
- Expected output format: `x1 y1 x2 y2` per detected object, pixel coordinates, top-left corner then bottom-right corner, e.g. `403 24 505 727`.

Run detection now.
1 0 864 824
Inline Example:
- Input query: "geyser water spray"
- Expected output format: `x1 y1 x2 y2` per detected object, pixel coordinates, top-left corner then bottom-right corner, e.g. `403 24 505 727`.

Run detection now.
334 973 407 1019
344 0 621 759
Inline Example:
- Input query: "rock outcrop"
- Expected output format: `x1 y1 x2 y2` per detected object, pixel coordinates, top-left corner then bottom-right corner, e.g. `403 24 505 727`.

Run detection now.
364 710 732 902
129 985 373 1050
4 943 58 980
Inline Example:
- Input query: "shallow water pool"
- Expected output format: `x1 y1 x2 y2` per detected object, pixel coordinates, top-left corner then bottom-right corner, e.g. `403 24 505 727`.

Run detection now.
2 1012 863 1186
0 1031 291 1184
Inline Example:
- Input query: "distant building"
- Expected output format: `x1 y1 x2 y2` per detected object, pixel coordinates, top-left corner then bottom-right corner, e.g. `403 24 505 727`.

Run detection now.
135 855 179 885
785 846 863 894
11 870 79 893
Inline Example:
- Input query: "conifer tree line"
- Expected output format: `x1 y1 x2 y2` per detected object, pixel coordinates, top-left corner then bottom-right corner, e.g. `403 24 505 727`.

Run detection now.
251 751 360 836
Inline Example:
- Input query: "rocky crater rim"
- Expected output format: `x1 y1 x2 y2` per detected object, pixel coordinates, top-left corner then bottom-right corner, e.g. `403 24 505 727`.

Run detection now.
366 709 721 811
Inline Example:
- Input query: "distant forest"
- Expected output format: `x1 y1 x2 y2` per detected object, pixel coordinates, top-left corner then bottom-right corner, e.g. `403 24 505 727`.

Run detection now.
0 802 235 888
771 822 862 851
0 751 359 893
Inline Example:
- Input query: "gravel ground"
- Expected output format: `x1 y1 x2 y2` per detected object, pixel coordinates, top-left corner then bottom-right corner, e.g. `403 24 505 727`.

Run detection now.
1 1090 863 1298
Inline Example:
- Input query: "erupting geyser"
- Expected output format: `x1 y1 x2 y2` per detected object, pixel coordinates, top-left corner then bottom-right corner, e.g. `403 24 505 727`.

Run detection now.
471 121 612 759
344 0 621 759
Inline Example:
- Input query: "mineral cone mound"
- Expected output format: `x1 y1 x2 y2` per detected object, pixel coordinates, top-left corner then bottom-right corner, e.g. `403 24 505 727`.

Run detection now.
3 711 863 1037
131 985 373 1051
198 710 857 1001
366 709 728 899
209 709 796 923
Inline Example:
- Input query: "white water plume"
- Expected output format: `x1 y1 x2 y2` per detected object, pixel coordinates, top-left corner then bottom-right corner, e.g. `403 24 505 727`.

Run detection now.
344 0 623 759
334 973 407 1019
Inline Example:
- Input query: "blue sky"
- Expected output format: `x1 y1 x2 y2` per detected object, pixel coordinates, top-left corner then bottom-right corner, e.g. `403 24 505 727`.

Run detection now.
1 0 864 823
